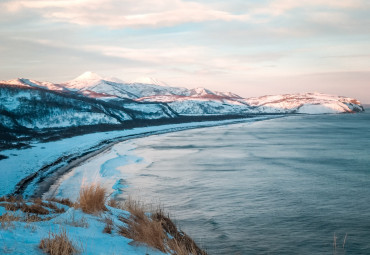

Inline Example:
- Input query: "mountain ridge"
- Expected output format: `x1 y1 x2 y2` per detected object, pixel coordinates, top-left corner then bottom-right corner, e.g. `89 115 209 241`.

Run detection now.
0 72 364 150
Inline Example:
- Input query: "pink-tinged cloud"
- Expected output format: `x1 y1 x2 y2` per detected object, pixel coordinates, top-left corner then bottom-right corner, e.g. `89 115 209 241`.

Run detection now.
3 0 249 28
252 0 367 17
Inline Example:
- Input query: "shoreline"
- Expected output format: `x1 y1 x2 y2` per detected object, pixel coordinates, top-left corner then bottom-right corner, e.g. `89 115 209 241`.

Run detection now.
6 115 282 198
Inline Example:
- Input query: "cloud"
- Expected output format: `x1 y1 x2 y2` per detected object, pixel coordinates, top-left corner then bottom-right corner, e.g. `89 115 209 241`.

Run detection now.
2 0 249 28
249 0 366 17
2 0 368 31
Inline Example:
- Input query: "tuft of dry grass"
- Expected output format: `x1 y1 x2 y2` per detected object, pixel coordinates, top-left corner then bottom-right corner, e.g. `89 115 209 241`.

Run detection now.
39 229 79 255
154 211 208 255
119 213 167 252
118 198 207 255
119 198 167 252
76 184 107 214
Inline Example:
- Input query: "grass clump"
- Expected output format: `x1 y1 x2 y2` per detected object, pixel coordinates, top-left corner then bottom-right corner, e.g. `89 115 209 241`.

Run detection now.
39 229 80 255
76 183 107 214
119 198 207 255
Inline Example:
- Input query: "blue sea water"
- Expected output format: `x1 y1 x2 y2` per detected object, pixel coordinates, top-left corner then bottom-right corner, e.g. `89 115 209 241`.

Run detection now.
119 110 370 254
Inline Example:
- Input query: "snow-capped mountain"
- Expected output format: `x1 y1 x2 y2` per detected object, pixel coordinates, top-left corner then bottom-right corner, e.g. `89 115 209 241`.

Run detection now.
1 72 364 116
60 72 363 114
0 72 364 149
61 71 240 101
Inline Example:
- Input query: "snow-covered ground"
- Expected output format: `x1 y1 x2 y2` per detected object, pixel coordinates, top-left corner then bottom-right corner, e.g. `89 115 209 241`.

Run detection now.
0 204 164 255
0 117 273 198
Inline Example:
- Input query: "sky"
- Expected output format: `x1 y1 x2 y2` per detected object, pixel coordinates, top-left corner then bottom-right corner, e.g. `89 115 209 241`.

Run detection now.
0 0 369 102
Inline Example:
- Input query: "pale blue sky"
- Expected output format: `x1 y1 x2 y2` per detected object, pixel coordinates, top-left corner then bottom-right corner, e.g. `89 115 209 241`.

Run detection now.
0 0 369 102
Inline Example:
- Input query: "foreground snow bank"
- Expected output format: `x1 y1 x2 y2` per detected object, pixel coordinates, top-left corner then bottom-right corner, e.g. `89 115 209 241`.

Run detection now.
0 191 206 255
1 206 158 255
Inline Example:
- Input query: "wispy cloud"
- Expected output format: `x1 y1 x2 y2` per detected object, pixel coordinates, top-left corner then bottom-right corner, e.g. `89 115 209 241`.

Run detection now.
3 0 249 28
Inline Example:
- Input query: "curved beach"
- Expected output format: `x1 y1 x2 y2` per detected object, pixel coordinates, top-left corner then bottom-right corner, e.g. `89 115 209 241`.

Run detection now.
0 116 276 198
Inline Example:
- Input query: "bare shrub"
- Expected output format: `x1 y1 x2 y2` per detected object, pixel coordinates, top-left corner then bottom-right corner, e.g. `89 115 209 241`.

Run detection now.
76 184 107 214
39 229 79 255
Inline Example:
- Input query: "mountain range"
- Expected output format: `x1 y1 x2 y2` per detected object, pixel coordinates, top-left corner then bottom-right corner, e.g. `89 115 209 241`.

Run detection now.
0 71 364 149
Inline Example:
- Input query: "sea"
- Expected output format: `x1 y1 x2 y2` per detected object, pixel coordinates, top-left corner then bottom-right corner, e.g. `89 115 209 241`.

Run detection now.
51 108 370 254
116 109 370 254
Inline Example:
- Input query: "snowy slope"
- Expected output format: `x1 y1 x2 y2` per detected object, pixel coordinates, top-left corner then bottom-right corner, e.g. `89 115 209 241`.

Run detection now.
0 78 65 91
0 85 130 130
62 72 190 99
245 92 364 114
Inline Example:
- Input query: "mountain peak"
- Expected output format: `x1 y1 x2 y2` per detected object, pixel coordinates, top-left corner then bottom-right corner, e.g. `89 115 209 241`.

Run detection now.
62 71 108 90
74 71 103 81
132 77 168 86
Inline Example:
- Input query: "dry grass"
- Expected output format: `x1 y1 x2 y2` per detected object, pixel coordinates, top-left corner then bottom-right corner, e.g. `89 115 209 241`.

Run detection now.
4 202 22 211
118 198 207 255
107 199 120 209
21 203 50 215
0 213 19 229
39 229 80 255
0 195 23 203
103 217 114 234
0 196 67 215
34 198 64 212
119 213 167 252
0 196 68 227
119 198 167 251
76 184 107 214
47 198 73 207
153 211 207 255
